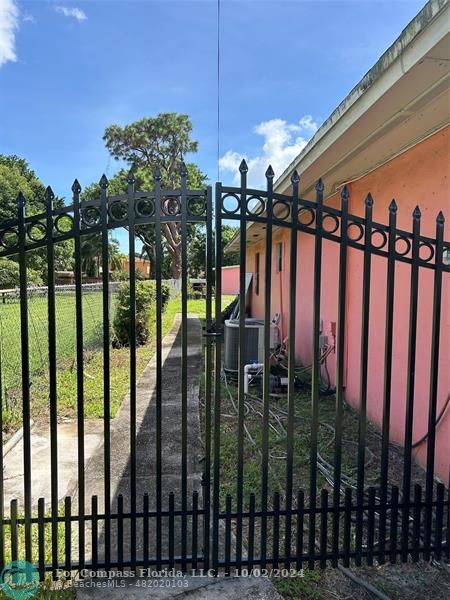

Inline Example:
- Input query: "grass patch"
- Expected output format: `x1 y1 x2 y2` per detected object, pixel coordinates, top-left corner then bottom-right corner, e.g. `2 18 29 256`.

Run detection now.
271 568 322 599
2 294 234 435
0 292 107 392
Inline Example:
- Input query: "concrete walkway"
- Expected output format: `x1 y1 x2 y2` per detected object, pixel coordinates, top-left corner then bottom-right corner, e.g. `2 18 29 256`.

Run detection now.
76 314 204 564
76 314 282 599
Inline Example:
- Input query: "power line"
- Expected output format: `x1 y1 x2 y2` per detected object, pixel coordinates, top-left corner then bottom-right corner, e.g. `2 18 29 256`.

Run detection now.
217 0 221 182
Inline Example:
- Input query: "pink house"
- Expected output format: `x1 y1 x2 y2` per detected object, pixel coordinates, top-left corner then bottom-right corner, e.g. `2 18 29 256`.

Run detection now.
221 265 240 295
226 1 449 481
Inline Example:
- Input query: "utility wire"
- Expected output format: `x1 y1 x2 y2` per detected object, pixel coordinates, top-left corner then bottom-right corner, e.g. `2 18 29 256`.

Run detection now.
217 0 221 181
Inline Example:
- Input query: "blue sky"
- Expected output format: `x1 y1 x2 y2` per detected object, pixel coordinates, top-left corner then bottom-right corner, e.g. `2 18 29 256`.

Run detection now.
1 0 425 248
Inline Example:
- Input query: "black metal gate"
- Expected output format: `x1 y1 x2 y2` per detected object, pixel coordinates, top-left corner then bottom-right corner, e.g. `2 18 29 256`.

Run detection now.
0 161 448 581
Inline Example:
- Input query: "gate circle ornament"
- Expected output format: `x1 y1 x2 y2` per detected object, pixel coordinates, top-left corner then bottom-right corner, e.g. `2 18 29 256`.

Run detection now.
109 200 128 222
188 196 207 217
162 196 180 216
347 221 364 242
0 228 19 249
322 214 340 234
272 199 291 222
221 193 240 215
419 241 434 263
135 197 155 218
297 207 315 227
81 206 101 228
54 214 74 234
27 222 47 243
371 228 388 250
395 234 411 257
246 195 265 216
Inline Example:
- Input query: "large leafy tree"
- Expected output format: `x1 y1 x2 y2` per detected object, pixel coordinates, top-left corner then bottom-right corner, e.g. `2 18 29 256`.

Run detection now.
221 225 240 266
102 113 207 278
0 155 74 279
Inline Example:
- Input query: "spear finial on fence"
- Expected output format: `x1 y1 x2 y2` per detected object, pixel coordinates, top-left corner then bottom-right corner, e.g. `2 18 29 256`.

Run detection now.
291 169 300 186
239 159 248 174
413 205 421 219
265 165 274 180
45 186 55 202
17 191 25 211
315 178 324 194
71 179 81 194
341 185 349 202
127 168 135 185
365 192 374 207
99 174 109 189
154 166 162 181
180 161 188 177
437 210 445 224
389 199 397 213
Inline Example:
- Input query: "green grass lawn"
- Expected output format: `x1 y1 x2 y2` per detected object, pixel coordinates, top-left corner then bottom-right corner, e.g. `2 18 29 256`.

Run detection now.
0 291 108 393
1 292 234 436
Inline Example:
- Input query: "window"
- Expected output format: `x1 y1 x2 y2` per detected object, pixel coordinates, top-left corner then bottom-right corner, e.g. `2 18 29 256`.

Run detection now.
255 252 260 295
276 242 283 272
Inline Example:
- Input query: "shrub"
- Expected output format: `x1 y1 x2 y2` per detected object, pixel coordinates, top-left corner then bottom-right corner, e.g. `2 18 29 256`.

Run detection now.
0 258 43 289
112 280 170 347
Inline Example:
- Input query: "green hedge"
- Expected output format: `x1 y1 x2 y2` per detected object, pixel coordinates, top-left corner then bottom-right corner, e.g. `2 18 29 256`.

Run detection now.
112 280 170 347
0 258 43 289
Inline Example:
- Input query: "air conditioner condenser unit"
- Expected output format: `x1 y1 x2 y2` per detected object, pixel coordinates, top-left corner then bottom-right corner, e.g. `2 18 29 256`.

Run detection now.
223 319 279 372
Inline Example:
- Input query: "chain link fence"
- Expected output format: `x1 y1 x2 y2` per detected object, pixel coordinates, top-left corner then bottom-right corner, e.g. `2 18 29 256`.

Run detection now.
0 283 120 395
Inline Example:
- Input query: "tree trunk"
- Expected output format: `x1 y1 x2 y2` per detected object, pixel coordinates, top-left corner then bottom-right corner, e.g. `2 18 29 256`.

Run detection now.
162 222 182 279
167 242 181 279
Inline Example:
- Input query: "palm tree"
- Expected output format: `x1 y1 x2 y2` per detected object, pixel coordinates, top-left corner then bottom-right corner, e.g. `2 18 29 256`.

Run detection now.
81 234 124 278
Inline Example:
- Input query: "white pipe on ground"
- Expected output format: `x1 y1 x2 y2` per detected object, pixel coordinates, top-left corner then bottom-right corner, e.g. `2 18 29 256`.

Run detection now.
244 363 263 395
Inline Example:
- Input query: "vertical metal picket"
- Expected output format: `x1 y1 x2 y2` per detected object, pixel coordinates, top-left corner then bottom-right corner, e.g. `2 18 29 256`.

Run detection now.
379 199 397 564
355 193 373 566
154 167 163 569
180 163 189 569
332 185 349 567
285 170 299 569
64 497 72 575
17 192 32 562
308 179 324 570
236 159 249 570
212 181 223 573
38 498 45 580
127 171 137 570
261 164 274 568
45 185 59 577
204 185 213 571
401 206 421 562
423 211 445 559
72 180 85 570
100 174 111 568
91 495 98 570
295 490 305 571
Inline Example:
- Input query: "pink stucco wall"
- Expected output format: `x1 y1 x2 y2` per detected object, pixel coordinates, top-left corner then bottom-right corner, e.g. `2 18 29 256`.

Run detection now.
221 265 240 295
245 127 449 481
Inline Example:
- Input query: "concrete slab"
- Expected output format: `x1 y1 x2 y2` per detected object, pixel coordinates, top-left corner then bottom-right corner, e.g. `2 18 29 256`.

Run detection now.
3 418 103 512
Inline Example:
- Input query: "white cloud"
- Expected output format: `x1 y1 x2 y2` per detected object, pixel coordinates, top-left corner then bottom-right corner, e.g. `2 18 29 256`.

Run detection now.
23 12 35 24
219 116 319 187
55 6 87 22
0 0 19 67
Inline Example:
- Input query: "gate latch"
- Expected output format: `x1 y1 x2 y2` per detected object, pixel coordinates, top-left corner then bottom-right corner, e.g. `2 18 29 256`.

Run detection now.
203 327 223 340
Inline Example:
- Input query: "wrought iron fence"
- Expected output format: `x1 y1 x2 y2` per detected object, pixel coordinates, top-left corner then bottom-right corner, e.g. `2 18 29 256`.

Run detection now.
0 162 447 581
